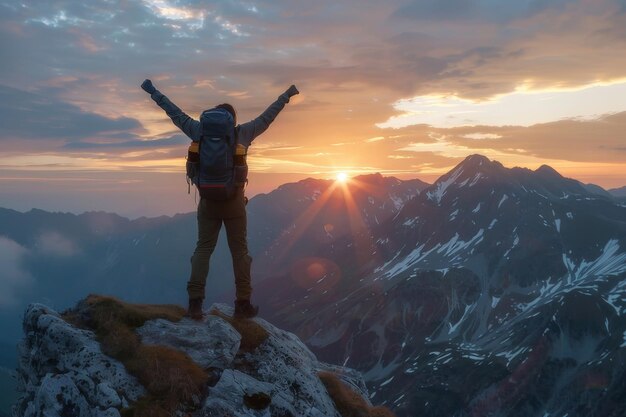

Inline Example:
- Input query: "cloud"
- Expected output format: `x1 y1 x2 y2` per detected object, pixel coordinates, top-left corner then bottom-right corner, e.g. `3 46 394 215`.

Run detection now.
449 112 626 163
0 0 625 209
34 231 80 257
365 136 385 143
3 0 626 105
393 0 476 21
0 85 142 140
463 133 502 140
383 111 626 164
394 0 572 22
0 236 33 307
378 82 626 129
62 134 187 150
3 0 626 110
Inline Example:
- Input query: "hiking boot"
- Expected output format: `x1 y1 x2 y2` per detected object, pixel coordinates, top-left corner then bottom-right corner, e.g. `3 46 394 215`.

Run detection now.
234 299 259 319
186 298 204 320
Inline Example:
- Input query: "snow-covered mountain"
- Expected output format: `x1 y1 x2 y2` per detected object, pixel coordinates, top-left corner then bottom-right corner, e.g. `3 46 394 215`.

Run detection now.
257 154 626 416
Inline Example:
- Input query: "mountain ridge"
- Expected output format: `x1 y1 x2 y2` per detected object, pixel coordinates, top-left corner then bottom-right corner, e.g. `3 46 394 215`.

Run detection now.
254 155 626 416
2 155 626 416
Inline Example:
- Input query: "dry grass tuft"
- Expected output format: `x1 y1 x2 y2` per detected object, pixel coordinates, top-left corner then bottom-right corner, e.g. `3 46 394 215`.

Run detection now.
62 294 205 417
319 371 396 417
83 294 185 328
209 309 269 352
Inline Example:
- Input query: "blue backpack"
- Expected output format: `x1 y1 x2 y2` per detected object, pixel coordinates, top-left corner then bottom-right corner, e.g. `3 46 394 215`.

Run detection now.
186 108 247 200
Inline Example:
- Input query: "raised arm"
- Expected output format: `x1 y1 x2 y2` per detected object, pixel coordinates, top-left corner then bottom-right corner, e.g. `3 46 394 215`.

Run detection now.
237 85 299 147
141 79 201 141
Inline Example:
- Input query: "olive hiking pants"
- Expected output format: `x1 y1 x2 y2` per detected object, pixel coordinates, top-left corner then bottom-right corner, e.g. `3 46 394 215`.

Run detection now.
187 189 252 301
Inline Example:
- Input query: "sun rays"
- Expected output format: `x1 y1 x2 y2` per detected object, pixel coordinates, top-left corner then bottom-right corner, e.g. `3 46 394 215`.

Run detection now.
268 174 384 294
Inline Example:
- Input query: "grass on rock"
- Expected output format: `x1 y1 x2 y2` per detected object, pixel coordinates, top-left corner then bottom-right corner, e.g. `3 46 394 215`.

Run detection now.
62 294 206 417
209 308 269 352
319 371 396 417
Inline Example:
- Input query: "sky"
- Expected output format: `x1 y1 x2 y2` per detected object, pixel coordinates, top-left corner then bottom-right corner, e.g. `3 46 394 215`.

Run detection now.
1 0 625 217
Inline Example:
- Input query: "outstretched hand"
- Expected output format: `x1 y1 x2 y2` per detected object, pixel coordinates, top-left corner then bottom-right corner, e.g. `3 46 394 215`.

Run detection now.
285 84 299 97
141 79 156 94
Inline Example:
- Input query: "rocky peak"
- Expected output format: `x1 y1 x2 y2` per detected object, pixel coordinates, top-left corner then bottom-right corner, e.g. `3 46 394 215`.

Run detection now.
461 153 491 168
425 154 505 204
423 154 608 205
13 296 392 417
534 164 562 178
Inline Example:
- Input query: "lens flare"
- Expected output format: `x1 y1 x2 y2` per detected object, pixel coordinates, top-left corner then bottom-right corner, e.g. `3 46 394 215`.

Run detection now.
336 172 348 182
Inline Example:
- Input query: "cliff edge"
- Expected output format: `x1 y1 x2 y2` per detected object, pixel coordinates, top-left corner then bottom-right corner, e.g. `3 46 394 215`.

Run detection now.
13 295 393 417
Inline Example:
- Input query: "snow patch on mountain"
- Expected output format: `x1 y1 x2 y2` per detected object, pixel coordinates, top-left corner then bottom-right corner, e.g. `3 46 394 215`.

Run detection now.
378 245 425 278
364 355 401 383
498 194 509 208
518 240 626 317
562 239 626 283
607 280 626 315
427 166 464 204
378 229 487 278
448 304 473 335
308 321 351 348
436 229 485 258
402 217 417 227
503 234 520 258
390 194 405 210
379 376 394 387
469 173 484 187
496 345 529 367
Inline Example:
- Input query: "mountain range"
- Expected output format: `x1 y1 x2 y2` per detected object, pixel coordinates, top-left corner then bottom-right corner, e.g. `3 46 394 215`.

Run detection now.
0 173 425 341
257 155 626 416
2 154 625 416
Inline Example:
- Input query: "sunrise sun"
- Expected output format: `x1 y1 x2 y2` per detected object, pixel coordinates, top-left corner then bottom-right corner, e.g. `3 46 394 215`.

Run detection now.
336 172 348 182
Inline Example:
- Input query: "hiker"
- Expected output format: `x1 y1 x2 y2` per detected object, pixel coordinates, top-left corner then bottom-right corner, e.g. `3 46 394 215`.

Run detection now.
141 79 299 319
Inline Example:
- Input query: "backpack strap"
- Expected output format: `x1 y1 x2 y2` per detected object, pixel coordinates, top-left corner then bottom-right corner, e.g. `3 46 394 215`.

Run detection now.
232 126 249 190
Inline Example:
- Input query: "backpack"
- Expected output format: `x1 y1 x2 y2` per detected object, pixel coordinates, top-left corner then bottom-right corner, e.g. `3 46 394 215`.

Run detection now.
186 108 248 200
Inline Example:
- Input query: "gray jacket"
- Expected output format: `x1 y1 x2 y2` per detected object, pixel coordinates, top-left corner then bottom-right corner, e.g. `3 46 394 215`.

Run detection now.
150 90 290 147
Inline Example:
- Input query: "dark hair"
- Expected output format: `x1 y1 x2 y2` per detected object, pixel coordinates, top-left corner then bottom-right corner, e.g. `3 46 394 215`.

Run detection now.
215 103 236 125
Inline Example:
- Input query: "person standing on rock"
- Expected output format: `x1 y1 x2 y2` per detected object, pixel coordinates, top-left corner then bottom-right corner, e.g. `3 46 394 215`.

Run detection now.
141 79 299 319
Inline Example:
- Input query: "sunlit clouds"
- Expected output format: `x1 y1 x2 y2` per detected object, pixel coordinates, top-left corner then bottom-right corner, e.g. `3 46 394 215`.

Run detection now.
0 0 625 215
142 0 201 21
378 81 626 129
141 0 249 36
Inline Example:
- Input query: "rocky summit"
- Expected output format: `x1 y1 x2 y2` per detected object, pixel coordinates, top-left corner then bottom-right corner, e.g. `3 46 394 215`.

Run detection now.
12 297 389 417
